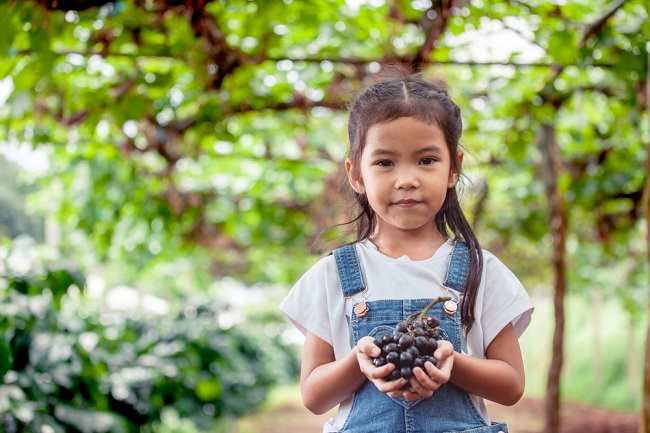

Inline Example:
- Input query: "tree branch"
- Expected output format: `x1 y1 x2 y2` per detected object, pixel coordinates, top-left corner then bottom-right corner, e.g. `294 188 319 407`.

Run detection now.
183 2 246 90
544 0 628 90
16 48 627 70
37 0 113 10
411 0 460 71
579 0 628 48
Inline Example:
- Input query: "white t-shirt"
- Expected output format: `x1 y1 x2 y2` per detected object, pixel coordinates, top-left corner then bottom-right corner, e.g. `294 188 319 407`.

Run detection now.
279 238 534 433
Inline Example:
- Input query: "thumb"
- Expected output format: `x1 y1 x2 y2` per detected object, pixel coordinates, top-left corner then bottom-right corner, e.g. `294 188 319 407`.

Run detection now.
358 336 381 357
434 340 453 359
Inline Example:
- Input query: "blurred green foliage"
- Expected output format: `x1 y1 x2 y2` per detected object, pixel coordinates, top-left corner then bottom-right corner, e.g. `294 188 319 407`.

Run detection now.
0 238 299 432
0 157 43 241
0 0 646 299
521 294 646 411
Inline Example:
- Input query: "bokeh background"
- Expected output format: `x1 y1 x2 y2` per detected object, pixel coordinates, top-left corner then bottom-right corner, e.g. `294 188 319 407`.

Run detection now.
0 0 648 432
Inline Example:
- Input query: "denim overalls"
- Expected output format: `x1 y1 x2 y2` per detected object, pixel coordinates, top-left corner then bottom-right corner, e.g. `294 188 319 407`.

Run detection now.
331 240 508 433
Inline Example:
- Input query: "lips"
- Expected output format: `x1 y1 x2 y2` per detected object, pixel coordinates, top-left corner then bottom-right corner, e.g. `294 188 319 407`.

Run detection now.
394 199 421 205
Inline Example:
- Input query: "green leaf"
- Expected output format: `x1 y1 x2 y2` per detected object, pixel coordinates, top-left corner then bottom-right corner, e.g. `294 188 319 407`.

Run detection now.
195 377 222 401
0 336 12 378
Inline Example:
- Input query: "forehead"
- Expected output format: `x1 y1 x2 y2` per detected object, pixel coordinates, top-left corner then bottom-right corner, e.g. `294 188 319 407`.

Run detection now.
365 117 447 153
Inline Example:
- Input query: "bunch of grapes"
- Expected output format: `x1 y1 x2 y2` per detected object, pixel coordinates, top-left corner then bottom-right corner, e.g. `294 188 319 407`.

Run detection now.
370 297 450 384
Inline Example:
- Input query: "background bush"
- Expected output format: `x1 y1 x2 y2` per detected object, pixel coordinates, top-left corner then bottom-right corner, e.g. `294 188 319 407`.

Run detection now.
0 238 299 433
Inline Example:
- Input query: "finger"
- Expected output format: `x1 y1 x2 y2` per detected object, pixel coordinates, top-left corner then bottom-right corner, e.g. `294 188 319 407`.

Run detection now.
358 337 382 357
433 340 454 360
358 335 375 346
424 361 450 384
377 377 408 393
408 376 426 394
408 376 434 399
412 366 440 391
357 351 378 375
357 353 374 368
387 390 403 399
402 390 421 401
437 356 453 381
367 362 395 380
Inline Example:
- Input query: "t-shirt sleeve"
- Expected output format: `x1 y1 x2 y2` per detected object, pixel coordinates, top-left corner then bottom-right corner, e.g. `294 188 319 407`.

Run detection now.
278 256 333 346
480 251 534 350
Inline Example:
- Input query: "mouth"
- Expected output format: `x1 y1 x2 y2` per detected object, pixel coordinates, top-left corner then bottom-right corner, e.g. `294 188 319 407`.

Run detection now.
393 200 423 207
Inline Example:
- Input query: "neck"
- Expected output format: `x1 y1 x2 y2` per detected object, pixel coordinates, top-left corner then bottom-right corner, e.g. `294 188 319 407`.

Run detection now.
369 220 447 261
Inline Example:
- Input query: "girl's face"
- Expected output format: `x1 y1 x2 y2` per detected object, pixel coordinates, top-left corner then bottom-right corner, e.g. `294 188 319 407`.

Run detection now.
345 116 462 237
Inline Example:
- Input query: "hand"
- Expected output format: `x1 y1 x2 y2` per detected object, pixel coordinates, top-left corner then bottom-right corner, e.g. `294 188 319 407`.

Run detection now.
356 336 408 395
400 340 455 401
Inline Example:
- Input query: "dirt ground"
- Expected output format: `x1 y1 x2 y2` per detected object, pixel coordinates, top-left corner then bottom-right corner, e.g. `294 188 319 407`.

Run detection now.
234 396 639 433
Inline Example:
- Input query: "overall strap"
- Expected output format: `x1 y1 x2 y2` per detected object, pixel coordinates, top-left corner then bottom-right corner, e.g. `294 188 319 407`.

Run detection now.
330 244 366 297
443 239 471 292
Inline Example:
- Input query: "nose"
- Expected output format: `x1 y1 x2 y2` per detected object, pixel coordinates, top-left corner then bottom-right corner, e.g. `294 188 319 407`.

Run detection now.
394 169 420 190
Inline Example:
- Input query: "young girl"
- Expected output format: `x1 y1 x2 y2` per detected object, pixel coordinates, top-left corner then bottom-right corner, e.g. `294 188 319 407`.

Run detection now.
279 73 533 433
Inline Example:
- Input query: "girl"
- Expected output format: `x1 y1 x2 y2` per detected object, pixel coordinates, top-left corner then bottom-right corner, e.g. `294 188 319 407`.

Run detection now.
279 72 533 433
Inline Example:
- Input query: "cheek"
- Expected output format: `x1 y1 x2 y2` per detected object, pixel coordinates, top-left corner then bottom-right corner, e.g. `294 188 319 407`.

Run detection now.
367 175 390 194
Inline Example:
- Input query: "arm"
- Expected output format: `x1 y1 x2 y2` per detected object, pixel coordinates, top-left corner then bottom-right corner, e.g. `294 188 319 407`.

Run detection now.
300 332 407 415
450 323 525 406
299 331 365 415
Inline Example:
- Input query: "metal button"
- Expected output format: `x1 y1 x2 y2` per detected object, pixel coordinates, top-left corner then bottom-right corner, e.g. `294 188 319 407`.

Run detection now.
354 302 368 318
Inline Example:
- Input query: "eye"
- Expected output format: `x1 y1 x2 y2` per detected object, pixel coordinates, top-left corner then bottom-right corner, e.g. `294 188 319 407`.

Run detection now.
376 159 393 167
420 157 439 165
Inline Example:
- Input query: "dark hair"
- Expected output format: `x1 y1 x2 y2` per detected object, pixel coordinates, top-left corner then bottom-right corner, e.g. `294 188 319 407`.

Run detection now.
334 67 483 332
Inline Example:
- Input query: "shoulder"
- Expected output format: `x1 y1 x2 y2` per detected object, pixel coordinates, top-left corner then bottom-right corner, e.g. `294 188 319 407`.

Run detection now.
279 253 340 345
321 242 363 270
294 252 338 286
290 241 366 290
474 248 534 343
480 249 521 284
279 253 339 316
477 248 531 308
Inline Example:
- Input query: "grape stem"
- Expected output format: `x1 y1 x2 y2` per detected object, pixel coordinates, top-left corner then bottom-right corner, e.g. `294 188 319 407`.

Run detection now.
405 296 452 324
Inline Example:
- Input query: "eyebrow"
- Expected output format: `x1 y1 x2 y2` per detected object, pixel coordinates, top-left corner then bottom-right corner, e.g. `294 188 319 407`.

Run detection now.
370 146 443 157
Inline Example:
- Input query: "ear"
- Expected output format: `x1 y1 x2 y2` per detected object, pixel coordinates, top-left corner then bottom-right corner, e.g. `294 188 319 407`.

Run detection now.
345 158 365 194
448 150 464 188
